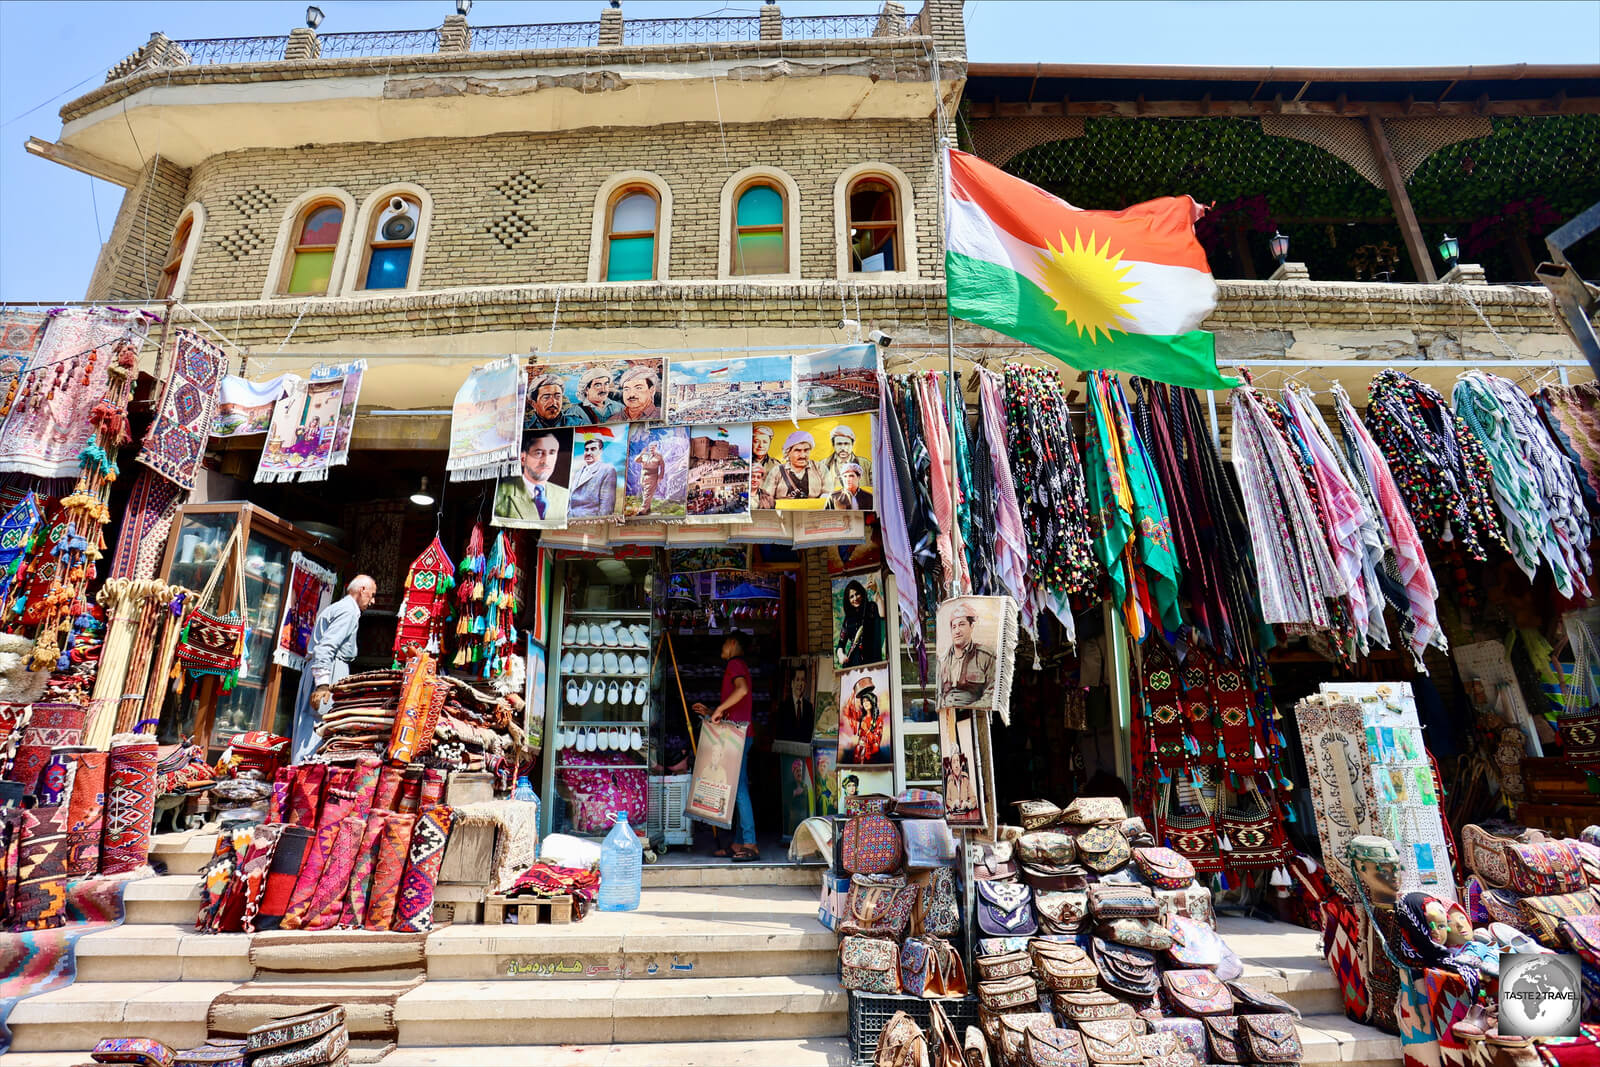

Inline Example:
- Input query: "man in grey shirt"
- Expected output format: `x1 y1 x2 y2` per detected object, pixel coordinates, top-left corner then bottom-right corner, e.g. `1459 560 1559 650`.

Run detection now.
292 574 377 762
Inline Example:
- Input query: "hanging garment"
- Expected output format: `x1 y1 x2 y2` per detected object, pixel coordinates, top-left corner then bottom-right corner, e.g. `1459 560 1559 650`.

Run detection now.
1534 380 1600 512
875 373 920 653
976 369 1030 617
893 376 944 641
135 329 225 492
958 373 998 597
916 372 965 596
1108 375 1182 636
1085 371 1139 636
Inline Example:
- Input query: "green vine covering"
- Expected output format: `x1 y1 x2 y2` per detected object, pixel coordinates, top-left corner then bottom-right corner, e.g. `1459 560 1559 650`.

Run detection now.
996 114 1600 283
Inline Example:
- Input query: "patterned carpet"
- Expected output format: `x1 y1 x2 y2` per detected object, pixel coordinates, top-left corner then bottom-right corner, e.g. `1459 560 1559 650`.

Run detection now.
0 868 147 1054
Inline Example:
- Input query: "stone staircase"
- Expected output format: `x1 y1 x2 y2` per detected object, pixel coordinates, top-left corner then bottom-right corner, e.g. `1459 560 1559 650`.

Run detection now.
4 830 1403 1067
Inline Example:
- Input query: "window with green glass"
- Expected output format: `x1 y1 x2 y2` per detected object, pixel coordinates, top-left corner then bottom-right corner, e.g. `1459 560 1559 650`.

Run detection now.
284 202 344 295
605 188 658 281
732 182 787 276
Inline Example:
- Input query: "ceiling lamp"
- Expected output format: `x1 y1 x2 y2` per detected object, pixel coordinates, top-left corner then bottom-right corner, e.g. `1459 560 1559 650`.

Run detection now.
409 476 435 508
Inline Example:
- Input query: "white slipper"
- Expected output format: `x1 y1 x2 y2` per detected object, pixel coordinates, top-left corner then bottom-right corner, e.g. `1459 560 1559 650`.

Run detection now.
575 623 590 646
603 651 620 674
566 679 580 704
607 681 621 706
562 624 577 644
617 625 635 648
634 680 648 704
574 652 589 674
630 728 642 751
560 650 574 672
577 680 593 706
621 681 635 705
602 622 620 647
600 729 614 751
631 624 649 646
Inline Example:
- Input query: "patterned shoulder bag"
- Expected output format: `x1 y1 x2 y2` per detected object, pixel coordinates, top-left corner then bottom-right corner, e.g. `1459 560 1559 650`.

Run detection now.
175 523 249 690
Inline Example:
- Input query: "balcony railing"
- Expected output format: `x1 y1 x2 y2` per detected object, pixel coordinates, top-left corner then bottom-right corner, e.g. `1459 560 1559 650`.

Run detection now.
105 8 926 82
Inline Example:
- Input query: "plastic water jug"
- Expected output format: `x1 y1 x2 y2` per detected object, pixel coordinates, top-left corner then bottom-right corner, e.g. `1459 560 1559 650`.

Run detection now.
513 776 536 802
596 810 642 912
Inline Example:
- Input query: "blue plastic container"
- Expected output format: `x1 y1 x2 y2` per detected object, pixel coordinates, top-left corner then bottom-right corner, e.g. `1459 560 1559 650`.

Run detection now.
596 809 642 912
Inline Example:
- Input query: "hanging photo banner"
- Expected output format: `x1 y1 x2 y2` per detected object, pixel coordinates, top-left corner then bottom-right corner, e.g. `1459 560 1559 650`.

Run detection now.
136 329 226 493
322 359 366 466
0 310 46 418
833 574 888 669
938 705 986 828
625 425 690 521
685 718 748 829
567 425 626 523
686 423 752 525
213 374 295 438
669 354 792 425
936 595 1018 725
274 552 337 671
447 356 525 483
792 343 880 421
526 358 665 427
838 664 892 765
753 414 875 510
493 427 573 530
255 376 342 483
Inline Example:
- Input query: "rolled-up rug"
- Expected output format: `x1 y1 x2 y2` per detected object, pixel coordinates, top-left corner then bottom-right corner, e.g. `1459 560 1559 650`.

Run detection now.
101 733 158 874
362 813 416 931
3 703 84 795
391 805 454 933
300 815 367 930
10 802 70 929
252 824 313 932
337 810 391 928
285 764 325 827
61 747 106 875
278 820 341 930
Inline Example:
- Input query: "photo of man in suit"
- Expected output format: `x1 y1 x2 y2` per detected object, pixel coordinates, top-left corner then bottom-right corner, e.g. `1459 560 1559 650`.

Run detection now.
494 429 570 526
568 434 619 519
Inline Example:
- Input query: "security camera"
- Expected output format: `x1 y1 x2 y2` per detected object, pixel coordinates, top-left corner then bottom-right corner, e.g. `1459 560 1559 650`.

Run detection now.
389 196 408 213
868 328 893 347
839 318 860 333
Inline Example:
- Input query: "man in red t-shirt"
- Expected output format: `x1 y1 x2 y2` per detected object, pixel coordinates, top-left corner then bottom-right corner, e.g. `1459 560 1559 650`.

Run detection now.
693 632 757 861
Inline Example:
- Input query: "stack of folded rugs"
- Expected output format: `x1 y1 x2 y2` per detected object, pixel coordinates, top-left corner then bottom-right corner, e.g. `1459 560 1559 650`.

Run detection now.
317 672 402 755
318 670 519 775
73 1005 348 1067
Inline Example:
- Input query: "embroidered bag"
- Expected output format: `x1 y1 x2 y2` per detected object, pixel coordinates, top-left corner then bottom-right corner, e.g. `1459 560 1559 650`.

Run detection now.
975 949 1032 981
1519 889 1600 948
1097 917 1174 951
1030 941 1098 991
1166 915 1223 968
245 1006 345 1054
1138 1034 1182 1062
1133 846 1195 890
1218 781 1289 870
1566 838 1600 884
1025 1027 1088 1067
1017 831 1078 867
1562 915 1600 968
841 873 916 937
845 793 896 815
977 936 1031 956
973 839 1019 882
1146 1019 1209 1062
977 974 1039 1012
1203 1016 1244 1065
1559 710 1600 766
842 813 904 874
1015 799 1065 830
1461 824 1514 888
1120 817 1156 849
901 936 937 997
904 819 957 869
1034 890 1089 934
976 879 1037 937
1482 887 1536 933
964 1025 992 1067
930 938 968 999
1161 969 1234 1016
1077 1019 1142 1065
874 1011 928 1067
841 935 901 993
1090 935 1159 997
895 788 946 819
91 1038 176 1067
998 1013 1057 1066
1074 826 1131 874
928 1001 966 1067
1021 862 1090 893
1506 841 1586 897
1087 883 1157 919
1238 1014 1303 1064
1060 797 1126 826
1227 979 1302 1019
1155 776 1224 874
1155 886 1214 926
1056 989 1137 1024
910 866 960 938
172 1041 247 1067
175 525 248 689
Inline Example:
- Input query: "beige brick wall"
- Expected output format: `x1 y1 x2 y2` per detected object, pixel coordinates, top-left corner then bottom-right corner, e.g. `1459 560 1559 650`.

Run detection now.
172 118 942 303
87 155 191 301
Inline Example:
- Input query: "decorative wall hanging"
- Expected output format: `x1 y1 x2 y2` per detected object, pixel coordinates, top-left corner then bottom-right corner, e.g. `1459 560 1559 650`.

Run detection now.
791 344 879 420
273 553 336 671
524 357 664 427
321 359 365 467
685 423 753 524
624 425 690 520
452 530 518 678
0 308 149 479
106 472 181 582
1295 694 1382 900
567 425 627 523
935 595 1018 725
255 377 338 483
0 308 46 418
668 354 791 425
393 536 455 662
135 329 225 492
447 356 525 483
101 732 158 874
0 491 43 609
212 373 295 438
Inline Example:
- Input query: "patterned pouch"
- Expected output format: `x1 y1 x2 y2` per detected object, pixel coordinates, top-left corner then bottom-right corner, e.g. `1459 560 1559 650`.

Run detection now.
1520 889 1600 948
977 974 1039 1012
1087 883 1156 919
1166 915 1223 968
1031 942 1098 991
999 1012 1057 1066
1162 968 1234 1016
900 936 935 997
903 819 956 870
1461 824 1514 888
841 873 916 938
1098 917 1173 951
840 935 900 993
976 879 1038 937
1060 797 1126 826
841 813 904 874
1156 887 1214 927
1506 841 1586 897
1034 890 1089 934
1018 831 1078 867
1078 1019 1142 1065
1146 1018 1209 1061
1226 978 1302 1019
1090 936 1159 998
1075 826 1131 874
975 949 1033 980
1203 1016 1244 1065
1133 846 1196 890
91 1038 176 1067
1025 1026 1088 1067
1055 989 1137 1024
1562 914 1600 967
1238 1013 1302 1064
910 866 960 937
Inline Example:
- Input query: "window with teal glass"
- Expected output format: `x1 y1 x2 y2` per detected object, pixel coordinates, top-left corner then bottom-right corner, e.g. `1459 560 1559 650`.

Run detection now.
284 201 343 295
360 194 421 290
605 188 658 281
732 181 787 276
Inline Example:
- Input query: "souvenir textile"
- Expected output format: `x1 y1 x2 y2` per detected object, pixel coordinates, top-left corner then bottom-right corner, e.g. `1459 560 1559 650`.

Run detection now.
1294 694 1382 898
976 879 1037 937
0 307 45 417
255 378 333 483
452 528 518 678
90 1036 176 1066
1237 1014 1303 1064
841 812 904 874
244 1004 345 1053
909 866 960 937
361 813 416 931
101 732 157 874
273 553 336 671
319 359 365 467
935 595 1018 725
212 373 294 437
448 356 525 483
1535 380 1600 512
392 536 455 661
392 804 454 932
62 747 106 874
0 491 43 608
173 524 247 689
11 801 70 929
107 472 182 582
135 329 225 492
0 308 149 480
997 1013 1056 1065
841 934 901 993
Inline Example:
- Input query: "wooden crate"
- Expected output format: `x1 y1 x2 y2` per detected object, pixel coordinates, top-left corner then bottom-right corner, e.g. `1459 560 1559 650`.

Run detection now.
482 894 573 925
432 899 484 925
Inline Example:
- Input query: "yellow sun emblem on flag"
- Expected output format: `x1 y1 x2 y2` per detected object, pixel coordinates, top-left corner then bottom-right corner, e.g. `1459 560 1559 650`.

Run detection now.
1036 229 1140 343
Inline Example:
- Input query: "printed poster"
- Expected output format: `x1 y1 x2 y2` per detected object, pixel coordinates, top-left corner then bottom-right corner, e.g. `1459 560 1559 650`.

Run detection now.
669 354 792 424
567 425 627 523
792 343 879 420
686 718 749 829
625 425 690 520
752 413 874 510
493 427 572 530
686 423 752 524
525 358 664 428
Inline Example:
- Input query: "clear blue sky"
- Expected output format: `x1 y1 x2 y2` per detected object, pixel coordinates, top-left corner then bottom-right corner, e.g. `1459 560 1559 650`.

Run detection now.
2 0 1596 301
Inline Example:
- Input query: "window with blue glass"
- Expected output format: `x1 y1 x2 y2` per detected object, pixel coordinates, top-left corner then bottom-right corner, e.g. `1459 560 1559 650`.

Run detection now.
731 180 787 276
362 195 421 290
604 187 660 281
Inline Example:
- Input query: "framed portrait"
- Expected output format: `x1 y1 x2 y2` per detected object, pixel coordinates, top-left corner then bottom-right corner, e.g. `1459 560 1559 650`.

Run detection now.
493 427 572 529
525 357 665 428
751 413 875 511
836 766 894 813
812 657 840 739
669 354 792 425
832 573 888 669
837 664 892 765
935 595 1010 717
812 740 838 816
566 425 627 522
938 705 985 828
773 739 814 839
792 343 880 420
686 423 752 524
624 425 690 520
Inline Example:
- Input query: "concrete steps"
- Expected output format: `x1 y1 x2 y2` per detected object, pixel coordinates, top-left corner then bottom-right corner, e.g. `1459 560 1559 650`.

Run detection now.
3 980 233 1053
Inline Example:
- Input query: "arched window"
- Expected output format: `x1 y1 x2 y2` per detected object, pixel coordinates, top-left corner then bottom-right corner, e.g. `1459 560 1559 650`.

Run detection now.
730 180 788 277
283 200 344 295
604 186 660 281
156 215 195 299
362 194 421 290
847 175 901 273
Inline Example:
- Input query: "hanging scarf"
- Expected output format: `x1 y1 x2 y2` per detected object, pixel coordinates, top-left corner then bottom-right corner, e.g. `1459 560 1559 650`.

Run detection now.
894 376 944 635
976 369 1030 619
1534 380 1600 512
878 376 926 675
1365 370 1507 563
957 373 998 597
916 372 964 596
1085 371 1138 637
1109 375 1182 636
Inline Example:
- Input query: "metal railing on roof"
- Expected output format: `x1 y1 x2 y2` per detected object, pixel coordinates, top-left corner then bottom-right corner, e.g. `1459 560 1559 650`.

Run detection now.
468 21 601 53
621 16 763 46
316 28 442 59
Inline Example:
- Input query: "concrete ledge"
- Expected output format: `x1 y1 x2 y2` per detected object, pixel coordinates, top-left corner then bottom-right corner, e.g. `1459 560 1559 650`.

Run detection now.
5 980 238 1053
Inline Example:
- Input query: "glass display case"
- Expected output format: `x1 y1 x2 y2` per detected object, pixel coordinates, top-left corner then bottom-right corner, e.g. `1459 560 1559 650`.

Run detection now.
156 502 350 757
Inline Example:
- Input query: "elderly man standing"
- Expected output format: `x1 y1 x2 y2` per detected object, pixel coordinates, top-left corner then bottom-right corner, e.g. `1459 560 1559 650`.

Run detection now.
292 575 377 762
762 429 825 503
820 424 872 493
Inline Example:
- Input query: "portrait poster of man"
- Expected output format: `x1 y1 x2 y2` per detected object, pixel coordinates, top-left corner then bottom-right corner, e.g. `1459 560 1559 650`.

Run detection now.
668 354 793 425
938 705 985 828
773 740 814 840
837 665 892 766
812 656 840 739
832 573 887 668
685 717 748 829
624 424 689 520
524 358 665 428
752 413 874 511
935 595 1018 722
566 425 626 522
812 740 838 816
792 343 879 420
686 423 752 524
493 427 572 529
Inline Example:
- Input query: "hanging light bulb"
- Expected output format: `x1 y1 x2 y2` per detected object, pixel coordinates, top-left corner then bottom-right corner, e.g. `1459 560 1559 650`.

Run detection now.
409 475 435 507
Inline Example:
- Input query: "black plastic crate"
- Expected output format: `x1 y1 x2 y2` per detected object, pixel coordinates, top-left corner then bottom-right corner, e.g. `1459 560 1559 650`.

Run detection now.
847 991 980 1065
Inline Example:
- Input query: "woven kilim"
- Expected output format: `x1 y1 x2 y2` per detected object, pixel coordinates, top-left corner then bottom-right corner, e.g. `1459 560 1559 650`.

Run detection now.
253 825 312 933
391 805 453 932
338 811 391 928
237 823 284 934
137 330 225 492
108 472 183 582
100 735 156 874
5 703 84 795
300 815 366 931
62 748 106 876
285 763 325 827
278 821 340 930
10 803 69 930
0 309 45 422
363 813 416 931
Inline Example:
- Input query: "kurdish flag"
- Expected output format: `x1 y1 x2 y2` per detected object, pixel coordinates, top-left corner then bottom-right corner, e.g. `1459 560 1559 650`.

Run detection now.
945 147 1236 390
